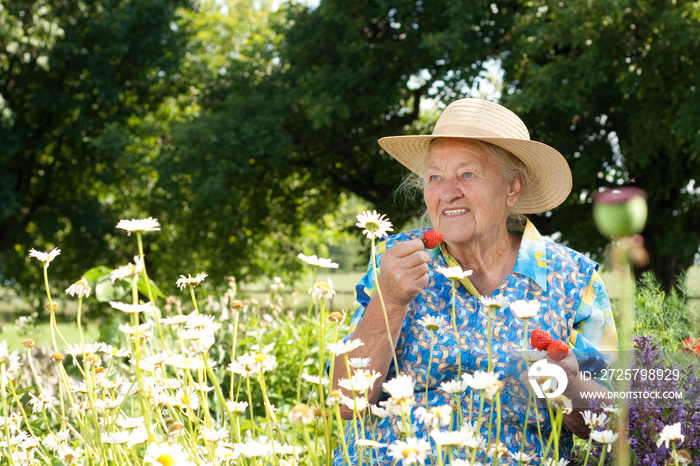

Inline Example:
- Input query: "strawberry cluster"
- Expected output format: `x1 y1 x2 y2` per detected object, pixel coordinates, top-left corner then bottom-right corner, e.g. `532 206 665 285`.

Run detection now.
530 329 570 361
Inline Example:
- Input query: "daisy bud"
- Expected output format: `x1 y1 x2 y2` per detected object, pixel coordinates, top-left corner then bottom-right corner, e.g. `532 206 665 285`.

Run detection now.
230 300 244 310
86 354 102 366
46 302 59 311
327 311 346 324
51 352 65 362
23 339 35 348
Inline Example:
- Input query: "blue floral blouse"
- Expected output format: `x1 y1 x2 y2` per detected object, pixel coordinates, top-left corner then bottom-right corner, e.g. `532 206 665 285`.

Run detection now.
334 219 617 465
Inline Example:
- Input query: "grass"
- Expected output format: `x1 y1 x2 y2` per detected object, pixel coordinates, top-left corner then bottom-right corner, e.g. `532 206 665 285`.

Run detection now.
0 322 100 352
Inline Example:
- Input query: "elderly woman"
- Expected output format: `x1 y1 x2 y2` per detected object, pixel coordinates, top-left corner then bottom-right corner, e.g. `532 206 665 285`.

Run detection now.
331 98 617 465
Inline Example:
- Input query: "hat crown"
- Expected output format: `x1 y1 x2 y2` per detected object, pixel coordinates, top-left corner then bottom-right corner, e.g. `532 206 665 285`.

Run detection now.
432 99 531 141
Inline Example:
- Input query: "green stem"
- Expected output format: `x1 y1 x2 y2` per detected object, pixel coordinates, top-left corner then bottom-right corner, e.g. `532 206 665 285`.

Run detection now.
43 264 68 352
487 304 493 372
582 436 594 466
370 237 401 375
296 268 318 404
449 281 462 378
426 332 435 409
1 366 16 466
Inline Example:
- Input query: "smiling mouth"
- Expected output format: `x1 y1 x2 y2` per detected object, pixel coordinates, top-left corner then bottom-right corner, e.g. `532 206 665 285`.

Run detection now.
443 209 468 216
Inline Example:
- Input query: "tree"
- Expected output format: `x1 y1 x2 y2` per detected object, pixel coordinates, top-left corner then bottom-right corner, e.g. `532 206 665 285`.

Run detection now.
146 0 525 284
498 0 700 288
0 0 191 292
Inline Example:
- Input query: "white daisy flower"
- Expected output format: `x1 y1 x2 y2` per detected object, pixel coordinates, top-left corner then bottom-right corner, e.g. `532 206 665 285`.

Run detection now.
550 394 573 415
510 299 540 319
65 277 91 298
64 342 102 356
349 357 372 369
56 445 81 463
590 429 620 452
227 350 276 377
0 413 22 434
116 416 145 429
143 441 190 465
116 217 161 234
387 437 431 465
28 247 61 265
301 372 328 385
370 405 389 418
297 253 339 269
436 265 473 281
101 431 131 445
356 439 387 448
28 393 55 413
0 341 21 384
226 401 248 414
338 368 381 392
479 295 510 311
310 278 336 301
417 314 449 335
656 422 684 449
160 313 192 326
383 374 416 402
233 439 274 458
356 210 394 239
99 343 131 358
118 322 153 341
465 370 501 392
509 451 535 463
440 377 470 395
580 410 609 430
415 404 453 428
200 427 229 443
109 255 144 282
109 301 156 314
176 272 208 291
327 338 364 355
342 396 368 412
543 459 571 466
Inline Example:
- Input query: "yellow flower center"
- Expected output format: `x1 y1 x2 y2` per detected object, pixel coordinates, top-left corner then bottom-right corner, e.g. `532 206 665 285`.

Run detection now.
366 221 380 232
156 453 175 465
401 447 418 458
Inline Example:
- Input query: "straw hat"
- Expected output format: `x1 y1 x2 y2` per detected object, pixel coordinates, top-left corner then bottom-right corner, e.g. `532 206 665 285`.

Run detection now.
378 98 572 214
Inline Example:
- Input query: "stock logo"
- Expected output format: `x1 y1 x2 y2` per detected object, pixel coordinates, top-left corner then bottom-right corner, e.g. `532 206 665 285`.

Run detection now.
527 359 568 399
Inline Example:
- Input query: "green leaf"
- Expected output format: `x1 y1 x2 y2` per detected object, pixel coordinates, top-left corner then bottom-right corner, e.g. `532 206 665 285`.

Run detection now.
137 274 165 300
82 266 113 284
94 274 130 303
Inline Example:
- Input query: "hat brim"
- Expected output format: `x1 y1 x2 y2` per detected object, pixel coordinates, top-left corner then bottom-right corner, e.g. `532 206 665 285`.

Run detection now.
378 135 572 214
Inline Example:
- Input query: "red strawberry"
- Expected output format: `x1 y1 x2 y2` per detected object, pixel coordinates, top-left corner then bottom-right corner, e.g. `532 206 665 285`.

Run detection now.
530 329 553 351
422 230 444 249
547 340 570 361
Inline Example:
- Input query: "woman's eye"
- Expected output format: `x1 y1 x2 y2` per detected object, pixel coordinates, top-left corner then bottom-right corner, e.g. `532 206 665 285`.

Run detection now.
428 175 440 182
462 172 475 179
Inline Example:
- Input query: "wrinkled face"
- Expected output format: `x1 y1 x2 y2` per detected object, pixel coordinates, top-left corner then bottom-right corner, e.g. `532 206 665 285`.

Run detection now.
423 139 522 247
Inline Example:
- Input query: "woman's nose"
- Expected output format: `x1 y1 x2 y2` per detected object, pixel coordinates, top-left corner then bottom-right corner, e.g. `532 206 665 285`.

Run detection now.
440 176 463 202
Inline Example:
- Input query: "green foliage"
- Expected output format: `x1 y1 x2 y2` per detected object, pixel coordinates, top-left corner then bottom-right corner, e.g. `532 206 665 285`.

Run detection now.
0 0 192 295
632 271 699 350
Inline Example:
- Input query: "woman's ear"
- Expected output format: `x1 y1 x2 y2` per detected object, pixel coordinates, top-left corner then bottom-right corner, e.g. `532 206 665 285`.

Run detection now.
506 174 523 207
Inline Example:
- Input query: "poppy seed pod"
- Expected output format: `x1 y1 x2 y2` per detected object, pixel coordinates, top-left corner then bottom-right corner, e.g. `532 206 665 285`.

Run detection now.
593 187 648 239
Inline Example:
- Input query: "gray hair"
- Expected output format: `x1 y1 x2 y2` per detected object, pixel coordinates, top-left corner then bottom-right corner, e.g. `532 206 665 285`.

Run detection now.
394 139 529 226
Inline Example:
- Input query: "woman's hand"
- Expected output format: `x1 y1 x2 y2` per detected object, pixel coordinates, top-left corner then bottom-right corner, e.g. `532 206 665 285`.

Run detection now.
377 239 431 310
